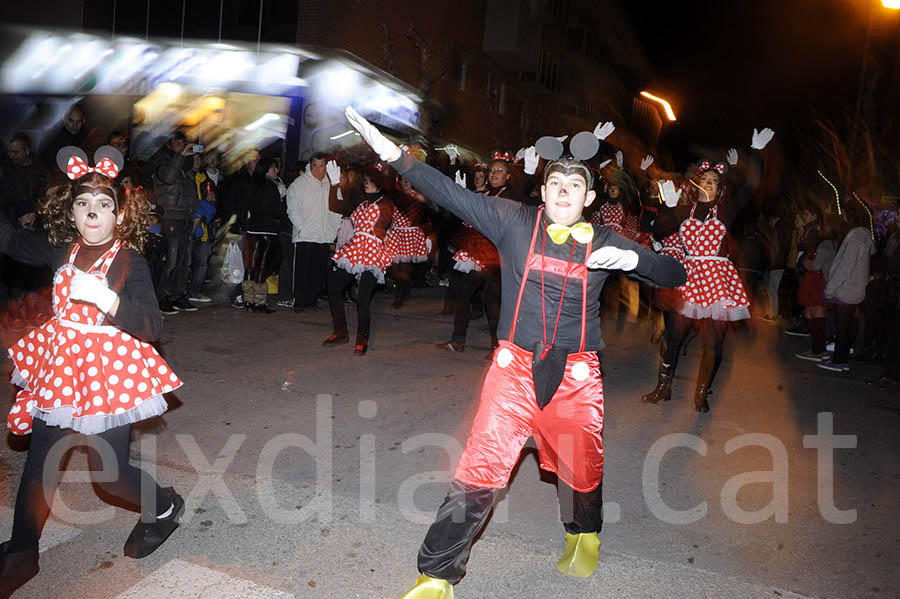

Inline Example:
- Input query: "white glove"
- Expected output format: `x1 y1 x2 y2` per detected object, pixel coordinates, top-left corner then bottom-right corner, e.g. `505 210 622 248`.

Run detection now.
593 121 615 140
726 148 738 166
344 106 402 162
651 240 663 253
454 170 467 188
660 180 682 208
598 158 612 170
640 155 654 171
515 147 527 161
70 271 117 314
750 127 775 150
586 246 639 271
326 160 341 186
444 145 459 164
615 150 623 168
523 146 539 175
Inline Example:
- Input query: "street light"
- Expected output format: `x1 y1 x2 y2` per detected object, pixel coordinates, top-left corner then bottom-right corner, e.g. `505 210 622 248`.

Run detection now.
640 91 677 121
882 1 900 9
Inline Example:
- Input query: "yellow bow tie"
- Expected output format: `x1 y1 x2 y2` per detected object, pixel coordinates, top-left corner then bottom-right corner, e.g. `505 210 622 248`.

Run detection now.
547 222 594 245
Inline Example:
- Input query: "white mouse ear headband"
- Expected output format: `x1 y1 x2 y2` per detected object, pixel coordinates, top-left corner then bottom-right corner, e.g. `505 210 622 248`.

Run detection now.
56 145 124 180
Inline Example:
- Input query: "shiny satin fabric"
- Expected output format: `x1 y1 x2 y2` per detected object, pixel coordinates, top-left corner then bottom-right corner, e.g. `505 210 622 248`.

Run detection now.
454 340 605 493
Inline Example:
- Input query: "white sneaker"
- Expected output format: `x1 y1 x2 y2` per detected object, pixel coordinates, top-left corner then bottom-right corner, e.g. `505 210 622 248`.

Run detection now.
276 299 294 308
189 294 212 303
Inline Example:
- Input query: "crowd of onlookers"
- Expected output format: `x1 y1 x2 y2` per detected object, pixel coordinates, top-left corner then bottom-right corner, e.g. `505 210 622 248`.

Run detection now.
2 104 899 390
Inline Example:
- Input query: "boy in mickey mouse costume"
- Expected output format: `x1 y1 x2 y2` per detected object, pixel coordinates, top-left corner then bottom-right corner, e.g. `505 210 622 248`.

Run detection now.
345 107 686 598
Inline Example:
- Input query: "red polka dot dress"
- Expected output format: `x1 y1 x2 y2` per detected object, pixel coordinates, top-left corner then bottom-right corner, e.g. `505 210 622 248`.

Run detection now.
622 214 639 241
332 196 394 283
384 206 429 264
7 241 181 436
598 202 625 236
677 204 750 321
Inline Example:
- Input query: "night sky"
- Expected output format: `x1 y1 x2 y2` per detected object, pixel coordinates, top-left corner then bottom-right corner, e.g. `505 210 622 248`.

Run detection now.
623 0 877 149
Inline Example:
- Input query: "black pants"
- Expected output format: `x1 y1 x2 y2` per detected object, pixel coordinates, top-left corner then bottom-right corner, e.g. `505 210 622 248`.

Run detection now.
159 218 192 300
453 268 500 344
883 304 900 380
276 233 295 300
293 242 332 309
832 303 859 364
391 262 413 303
327 267 378 343
418 478 602 584
662 313 728 389
8 419 168 552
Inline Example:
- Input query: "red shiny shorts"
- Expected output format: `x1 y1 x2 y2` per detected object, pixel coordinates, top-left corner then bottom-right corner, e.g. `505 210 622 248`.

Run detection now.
454 340 605 493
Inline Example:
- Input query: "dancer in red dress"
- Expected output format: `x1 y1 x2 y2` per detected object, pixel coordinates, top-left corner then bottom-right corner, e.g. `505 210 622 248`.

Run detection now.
386 177 430 308
0 146 184 598
324 162 395 355
344 108 685 598
642 129 774 411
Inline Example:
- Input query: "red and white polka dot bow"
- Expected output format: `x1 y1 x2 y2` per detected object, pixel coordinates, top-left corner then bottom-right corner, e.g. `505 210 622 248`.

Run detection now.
697 160 726 175
492 151 511 162
66 155 120 180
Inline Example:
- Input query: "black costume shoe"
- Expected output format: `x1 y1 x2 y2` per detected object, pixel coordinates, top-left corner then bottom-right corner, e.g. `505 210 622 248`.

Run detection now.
251 304 275 314
353 343 368 356
694 383 711 413
0 541 39 599
641 369 673 404
323 332 349 346
124 488 184 559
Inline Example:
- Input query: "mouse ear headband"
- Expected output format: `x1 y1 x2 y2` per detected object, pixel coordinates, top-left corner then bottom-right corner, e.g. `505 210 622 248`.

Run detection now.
57 145 124 180
535 131 600 188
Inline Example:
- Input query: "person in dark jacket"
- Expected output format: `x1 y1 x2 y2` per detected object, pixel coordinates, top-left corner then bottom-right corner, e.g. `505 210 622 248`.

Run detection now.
242 158 288 313
147 131 199 314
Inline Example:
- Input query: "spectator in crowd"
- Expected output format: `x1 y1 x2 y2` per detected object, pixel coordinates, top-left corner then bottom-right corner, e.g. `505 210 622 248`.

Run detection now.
38 104 87 170
147 131 199 314
1 133 50 305
758 205 792 324
818 204 875 372
286 152 342 312
242 158 289 313
189 177 218 303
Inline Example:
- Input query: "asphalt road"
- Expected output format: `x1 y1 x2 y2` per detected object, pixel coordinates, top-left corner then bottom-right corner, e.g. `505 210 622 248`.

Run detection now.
1 286 898 598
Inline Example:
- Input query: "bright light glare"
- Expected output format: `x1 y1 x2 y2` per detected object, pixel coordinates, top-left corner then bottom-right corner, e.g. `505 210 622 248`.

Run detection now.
640 91 677 121
245 113 280 131
882 0 900 9
321 66 359 100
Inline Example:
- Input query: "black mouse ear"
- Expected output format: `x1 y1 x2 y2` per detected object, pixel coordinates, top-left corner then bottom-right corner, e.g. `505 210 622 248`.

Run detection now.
535 136 564 161
93 146 125 173
56 146 89 177
569 131 599 161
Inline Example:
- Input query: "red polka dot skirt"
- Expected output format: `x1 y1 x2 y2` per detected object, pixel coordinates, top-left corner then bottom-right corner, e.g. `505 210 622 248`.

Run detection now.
332 198 394 283
677 205 749 321
7 241 181 436
384 209 429 264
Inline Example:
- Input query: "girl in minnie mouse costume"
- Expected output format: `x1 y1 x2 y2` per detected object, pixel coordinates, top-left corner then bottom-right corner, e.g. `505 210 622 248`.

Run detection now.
344 106 686 598
0 146 184 598
323 161 395 355
642 130 774 412
386 176 431 309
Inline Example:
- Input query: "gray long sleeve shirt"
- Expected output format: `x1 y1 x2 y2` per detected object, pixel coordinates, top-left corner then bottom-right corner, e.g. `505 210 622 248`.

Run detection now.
391 152 686 351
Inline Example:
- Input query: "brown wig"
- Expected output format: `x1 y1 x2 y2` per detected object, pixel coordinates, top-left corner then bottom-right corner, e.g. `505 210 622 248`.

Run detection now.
38 172 152 253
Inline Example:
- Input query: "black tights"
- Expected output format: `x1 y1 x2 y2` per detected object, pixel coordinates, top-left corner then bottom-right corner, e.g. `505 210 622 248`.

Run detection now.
9 419 168 552
418 478 602 584
327 267 378 343
661 313 728 389
453 268 500 344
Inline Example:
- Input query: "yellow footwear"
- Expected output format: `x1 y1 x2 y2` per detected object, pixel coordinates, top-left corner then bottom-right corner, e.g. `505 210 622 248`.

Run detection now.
556 532 600 577
400 574 454 599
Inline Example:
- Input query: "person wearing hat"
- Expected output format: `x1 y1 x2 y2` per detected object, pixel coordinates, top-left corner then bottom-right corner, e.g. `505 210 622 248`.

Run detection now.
344 107 686 597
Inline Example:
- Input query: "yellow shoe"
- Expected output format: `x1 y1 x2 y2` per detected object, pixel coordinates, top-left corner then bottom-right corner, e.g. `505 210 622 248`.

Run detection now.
400 574 454 599
556 532 600 577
